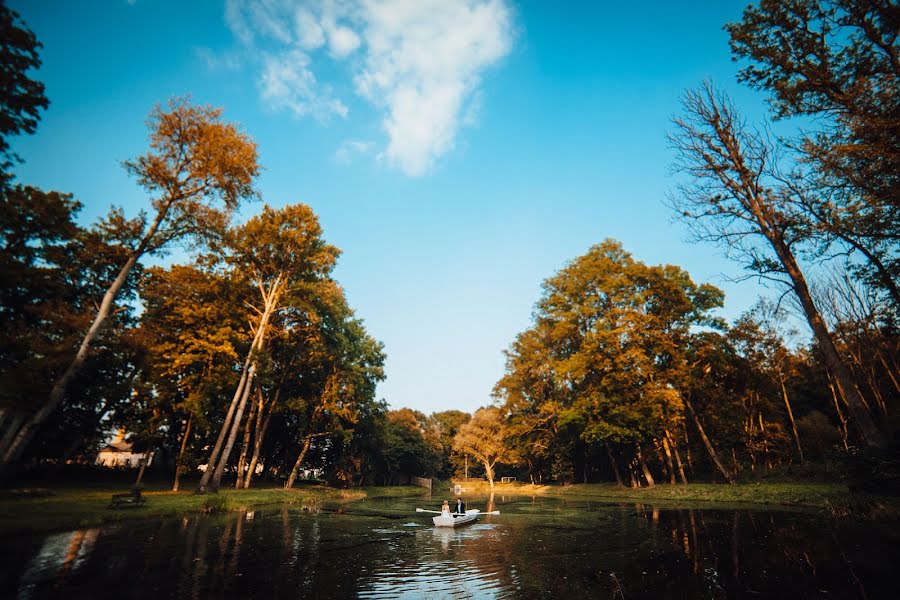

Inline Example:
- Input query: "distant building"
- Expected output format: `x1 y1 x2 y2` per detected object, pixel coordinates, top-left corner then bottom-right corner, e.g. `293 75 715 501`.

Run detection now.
95 429 153 468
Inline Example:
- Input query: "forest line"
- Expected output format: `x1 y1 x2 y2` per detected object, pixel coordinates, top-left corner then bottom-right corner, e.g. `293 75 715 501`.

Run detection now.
0 0 896 492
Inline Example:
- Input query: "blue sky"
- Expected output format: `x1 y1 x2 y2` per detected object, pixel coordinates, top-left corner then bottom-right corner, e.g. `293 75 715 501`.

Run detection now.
11 1 780 415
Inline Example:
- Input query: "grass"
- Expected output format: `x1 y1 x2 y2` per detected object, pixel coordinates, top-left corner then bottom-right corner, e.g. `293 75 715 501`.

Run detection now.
0 482 428 536
451 479 898 512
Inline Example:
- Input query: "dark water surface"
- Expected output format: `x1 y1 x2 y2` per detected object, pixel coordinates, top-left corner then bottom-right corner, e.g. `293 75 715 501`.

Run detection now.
1 494 896 599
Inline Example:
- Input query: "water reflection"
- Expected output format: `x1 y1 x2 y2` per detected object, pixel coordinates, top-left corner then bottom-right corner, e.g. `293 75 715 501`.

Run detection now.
0 495 896 599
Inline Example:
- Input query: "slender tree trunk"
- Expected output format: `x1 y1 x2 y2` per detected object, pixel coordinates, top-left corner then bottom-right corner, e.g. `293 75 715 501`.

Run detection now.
197 336 259 493
606 443 624 486
681 421 694 477
779 377 804 463
235 396 258 489
135 452 151 487
828 374 851 451
683 395 734 483
758 412 772 470
173 413 193 492
0 412 25 460
209 362 257 491
484 459 495 489
243 387 276 489
628 458 641 488
874 349 900 397
285 432 316 489
661 436 677 484
767 233 883 447
636 444 655 487
198 277 280 493
666 430 688 484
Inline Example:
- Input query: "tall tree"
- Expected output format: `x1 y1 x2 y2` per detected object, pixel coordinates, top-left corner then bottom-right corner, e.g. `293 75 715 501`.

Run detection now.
727 0 899 308
668 83 884 448
0 187 141 464
199 203 339 493
453 407 513 489
0 1 49 187
1 99 259 468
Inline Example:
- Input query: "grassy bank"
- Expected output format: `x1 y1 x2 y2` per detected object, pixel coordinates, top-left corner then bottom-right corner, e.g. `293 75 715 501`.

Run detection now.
0 483 427 536
450 480 898 512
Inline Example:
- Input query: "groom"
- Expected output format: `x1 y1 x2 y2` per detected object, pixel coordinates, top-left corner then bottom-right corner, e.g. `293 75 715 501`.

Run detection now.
454 497 466 515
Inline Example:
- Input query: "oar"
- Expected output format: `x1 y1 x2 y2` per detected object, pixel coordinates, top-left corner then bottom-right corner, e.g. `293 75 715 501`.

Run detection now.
414 508 468 515
415 508 501 516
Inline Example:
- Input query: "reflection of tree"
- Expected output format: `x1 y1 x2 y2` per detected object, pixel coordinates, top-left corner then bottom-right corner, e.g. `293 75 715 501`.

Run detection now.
5 501 894 598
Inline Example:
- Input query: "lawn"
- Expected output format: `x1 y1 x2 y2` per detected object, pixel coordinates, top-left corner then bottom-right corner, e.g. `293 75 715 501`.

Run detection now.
0 482 427 536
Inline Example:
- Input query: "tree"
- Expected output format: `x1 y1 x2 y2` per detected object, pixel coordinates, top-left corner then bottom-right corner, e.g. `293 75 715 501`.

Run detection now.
0 2 49 187
198 203 340 493
283 301 386 489
668 82 884 448
138 264 245 491
730 301 806 463
453 407 513 489
727 0 899 309
496 240 726 485
1 99 260 469
380 409 442 485
0 187 141 464
427 410 471 479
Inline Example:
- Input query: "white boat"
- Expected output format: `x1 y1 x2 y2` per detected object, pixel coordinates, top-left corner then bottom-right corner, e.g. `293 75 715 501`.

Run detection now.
415 506 499 527
432 508 480 527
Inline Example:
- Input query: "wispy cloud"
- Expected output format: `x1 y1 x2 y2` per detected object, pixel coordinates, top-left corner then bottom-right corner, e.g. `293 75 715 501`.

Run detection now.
335 139 374 164
222 0 514 176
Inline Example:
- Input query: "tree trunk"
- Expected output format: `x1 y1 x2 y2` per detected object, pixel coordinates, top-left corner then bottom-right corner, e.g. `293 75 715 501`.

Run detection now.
172 413 193 492
285 432 315 489
197 342 258 493
628 458 641 488
243 387 276 489
683 395 734 483
766 230 883 447
235 396 258 489
209 362 257 491
665 430 688 484
828 373 851 451
636 444 655 487
0 412 25 460
758 412 772 470
484 459 495 489
198 277 280 493
779 377 804 463
661 436 677 484
681 421 694 477
606 443 624 486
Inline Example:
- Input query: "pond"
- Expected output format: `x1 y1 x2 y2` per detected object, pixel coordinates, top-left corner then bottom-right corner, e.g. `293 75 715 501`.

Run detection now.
1 494 896 599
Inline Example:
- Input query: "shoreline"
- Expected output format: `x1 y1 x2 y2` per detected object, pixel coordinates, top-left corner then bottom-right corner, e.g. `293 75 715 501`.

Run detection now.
3 480 897 537
449 480 900 513
0 484 427 537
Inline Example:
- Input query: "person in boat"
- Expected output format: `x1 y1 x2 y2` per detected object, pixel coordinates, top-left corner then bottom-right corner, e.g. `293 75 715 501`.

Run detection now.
441 500 451 516
454 497 466 516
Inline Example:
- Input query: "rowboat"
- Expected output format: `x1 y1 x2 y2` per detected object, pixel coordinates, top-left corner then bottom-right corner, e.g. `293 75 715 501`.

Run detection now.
432 509 480 527
415 507 499 527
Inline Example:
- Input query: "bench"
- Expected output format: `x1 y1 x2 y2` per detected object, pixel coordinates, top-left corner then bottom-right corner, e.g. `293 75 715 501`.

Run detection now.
109 489 146 509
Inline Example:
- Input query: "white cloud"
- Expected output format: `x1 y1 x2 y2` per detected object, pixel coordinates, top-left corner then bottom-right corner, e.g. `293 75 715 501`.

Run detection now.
295 9 326 49
222 0 514 176
335 139 374 164
260 50 348 120
327 25 361 58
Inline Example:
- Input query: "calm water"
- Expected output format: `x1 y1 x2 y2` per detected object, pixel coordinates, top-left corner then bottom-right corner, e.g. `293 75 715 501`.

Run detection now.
1 494 896 599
